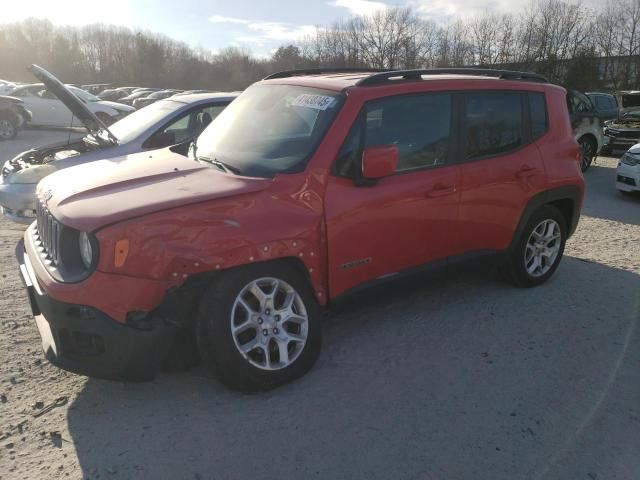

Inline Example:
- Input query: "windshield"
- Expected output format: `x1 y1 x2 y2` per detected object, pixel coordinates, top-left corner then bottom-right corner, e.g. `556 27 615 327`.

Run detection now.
194 84 343 177
100 99 184 143
620 94 640 109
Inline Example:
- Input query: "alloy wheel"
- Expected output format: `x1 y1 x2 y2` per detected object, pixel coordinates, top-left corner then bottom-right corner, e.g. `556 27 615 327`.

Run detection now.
0 119 15 140
524 219 562 277
580 139 595 170
230 277 309 371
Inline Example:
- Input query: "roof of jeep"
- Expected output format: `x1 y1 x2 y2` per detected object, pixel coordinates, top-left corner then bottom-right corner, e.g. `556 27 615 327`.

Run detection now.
259 71 549 92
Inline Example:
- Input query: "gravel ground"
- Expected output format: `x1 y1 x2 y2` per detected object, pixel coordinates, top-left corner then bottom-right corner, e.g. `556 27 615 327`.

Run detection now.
0 132 639 480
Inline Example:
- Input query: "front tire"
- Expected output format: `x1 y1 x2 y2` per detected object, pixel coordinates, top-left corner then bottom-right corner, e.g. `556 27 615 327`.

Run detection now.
0 114 18 140
196 262 322 392
579 136 596 172
502 205 567 287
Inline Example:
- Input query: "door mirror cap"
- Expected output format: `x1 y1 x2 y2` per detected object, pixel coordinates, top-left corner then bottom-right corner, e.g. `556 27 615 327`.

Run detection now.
361 145 399 179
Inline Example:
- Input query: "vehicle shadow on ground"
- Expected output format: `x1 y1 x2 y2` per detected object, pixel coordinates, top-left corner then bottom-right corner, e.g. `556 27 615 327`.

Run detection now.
66 257 640 480
582 161 640 226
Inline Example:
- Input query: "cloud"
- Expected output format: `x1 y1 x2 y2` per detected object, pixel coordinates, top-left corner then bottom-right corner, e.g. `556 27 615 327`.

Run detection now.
247 22 316 41
209 15 317 46
330 0 388 15
209 15 250 24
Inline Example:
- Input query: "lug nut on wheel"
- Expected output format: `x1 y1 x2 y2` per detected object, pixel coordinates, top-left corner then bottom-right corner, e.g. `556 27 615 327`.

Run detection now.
262 329 268 336
258 318 263 324
275 315 280 321
273 328 279 334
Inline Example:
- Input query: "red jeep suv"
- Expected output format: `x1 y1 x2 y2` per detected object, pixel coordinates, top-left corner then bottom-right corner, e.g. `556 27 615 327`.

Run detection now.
17 69 584 391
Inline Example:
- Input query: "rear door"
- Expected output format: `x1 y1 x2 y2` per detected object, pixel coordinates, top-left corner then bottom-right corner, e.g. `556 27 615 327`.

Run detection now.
456 91 547 253
325 92 461 297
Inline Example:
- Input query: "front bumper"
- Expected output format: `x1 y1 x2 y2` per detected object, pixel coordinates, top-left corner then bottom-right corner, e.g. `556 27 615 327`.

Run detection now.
616 162 640 192
0 183 37 224
16 240 176 381
603 133 640 151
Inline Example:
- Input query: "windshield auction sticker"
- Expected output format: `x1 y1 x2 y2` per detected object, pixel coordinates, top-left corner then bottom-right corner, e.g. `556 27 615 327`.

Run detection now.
291 94 336 110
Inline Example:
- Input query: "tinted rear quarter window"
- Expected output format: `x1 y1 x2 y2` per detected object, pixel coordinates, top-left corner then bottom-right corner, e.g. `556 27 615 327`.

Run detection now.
529 92 548 140
464 92 523 159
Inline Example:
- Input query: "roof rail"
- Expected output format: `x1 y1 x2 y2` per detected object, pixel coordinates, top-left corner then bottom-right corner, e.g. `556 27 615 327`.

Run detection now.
356 68 549 86
263 68 388 80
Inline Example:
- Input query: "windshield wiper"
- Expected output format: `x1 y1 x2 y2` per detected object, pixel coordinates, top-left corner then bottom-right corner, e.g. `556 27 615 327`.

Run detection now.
197 155 241 175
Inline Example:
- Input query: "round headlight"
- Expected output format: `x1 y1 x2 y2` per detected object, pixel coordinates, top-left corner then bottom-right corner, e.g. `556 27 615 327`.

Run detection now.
79 231 93 269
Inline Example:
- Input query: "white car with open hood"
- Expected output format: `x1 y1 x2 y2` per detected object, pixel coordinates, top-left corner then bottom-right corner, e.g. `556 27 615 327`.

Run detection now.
0 65 238 223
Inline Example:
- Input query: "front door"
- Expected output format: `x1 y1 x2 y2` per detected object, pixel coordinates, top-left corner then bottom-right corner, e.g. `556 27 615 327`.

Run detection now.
325 92 461 298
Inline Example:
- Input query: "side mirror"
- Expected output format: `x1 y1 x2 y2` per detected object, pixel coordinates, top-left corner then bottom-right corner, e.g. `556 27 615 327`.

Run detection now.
361 145 399 179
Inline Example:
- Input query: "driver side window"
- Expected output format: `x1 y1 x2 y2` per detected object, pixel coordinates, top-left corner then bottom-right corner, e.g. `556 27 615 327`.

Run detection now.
334 93 452 177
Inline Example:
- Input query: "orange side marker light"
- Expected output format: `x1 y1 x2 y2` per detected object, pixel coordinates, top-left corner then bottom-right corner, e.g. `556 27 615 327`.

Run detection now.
114 239 130 268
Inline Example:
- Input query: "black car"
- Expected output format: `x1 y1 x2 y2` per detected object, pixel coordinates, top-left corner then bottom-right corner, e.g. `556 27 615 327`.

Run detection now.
133 90 181 109
97 89 129 101
119 89 156 106
586 92 618 120
0 95 31 140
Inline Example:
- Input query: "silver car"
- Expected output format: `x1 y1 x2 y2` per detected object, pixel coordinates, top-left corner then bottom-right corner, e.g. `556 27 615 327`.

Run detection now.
0 65 238 224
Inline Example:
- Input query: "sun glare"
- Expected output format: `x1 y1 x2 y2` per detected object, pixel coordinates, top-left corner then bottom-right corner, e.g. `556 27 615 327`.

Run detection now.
2 0 132 27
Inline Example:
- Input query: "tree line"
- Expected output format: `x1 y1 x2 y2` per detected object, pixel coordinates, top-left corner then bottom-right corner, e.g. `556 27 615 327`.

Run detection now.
1 0 639 93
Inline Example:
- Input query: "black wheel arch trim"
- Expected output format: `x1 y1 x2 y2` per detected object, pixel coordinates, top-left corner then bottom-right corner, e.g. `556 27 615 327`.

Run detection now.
511 185 582 250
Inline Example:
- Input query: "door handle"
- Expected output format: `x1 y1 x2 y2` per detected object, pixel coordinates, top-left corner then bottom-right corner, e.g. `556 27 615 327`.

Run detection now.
426 184 457 198
515 166 538 179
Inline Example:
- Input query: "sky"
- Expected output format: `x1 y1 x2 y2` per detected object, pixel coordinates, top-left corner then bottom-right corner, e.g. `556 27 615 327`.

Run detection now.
1 0 596 57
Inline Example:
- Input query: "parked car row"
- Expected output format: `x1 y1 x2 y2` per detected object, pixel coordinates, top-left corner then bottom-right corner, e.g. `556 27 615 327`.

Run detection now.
0 95 31 140
0 67 236 223
8 83 134 128
1 65 589 392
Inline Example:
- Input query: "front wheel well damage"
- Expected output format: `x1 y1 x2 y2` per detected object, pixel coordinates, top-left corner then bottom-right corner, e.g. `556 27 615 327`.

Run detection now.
156 256 319 329
150 256 321 372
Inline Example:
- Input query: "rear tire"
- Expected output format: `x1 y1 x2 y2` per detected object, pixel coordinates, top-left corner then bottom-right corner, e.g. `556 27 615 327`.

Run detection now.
0 114 18 140
502 205 567 287
196 262 322 392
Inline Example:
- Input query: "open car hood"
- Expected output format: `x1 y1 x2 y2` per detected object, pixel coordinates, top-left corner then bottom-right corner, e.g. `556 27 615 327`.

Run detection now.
28 64 117 143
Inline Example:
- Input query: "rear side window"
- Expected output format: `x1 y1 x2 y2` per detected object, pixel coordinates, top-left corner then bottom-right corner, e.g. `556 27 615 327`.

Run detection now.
464 92 523 159
529 92 548 140
334 93 452 176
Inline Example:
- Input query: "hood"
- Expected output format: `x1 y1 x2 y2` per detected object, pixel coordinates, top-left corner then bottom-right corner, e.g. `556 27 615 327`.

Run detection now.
627 143 640 155
28 64 117 143
37 148 270 232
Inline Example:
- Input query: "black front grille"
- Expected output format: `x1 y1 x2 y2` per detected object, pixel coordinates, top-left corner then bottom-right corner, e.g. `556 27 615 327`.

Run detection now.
617 175 637 186
35 200 62 266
